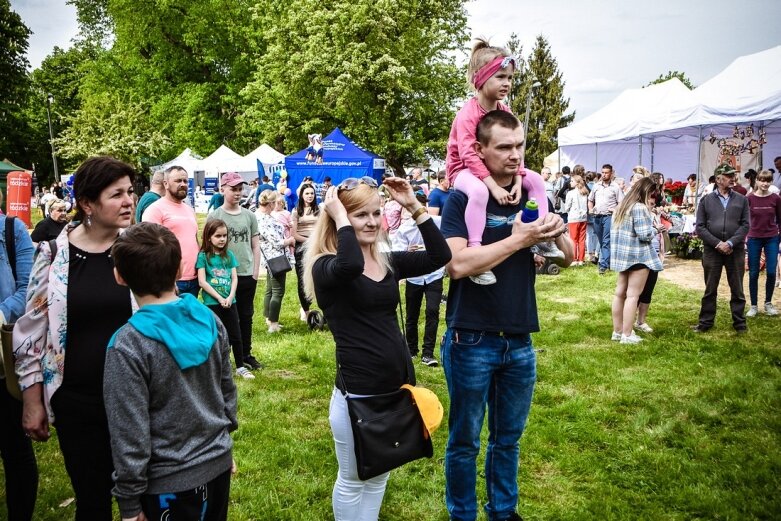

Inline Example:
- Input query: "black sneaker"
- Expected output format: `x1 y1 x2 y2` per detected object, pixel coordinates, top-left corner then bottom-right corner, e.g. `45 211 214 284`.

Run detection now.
598 267 606 275
244 356 264 370
505 513 524 521
421 356 439 367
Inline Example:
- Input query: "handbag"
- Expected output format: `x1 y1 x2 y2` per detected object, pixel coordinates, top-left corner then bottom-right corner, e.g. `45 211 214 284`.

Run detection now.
259 244 292 277
336 305 440 480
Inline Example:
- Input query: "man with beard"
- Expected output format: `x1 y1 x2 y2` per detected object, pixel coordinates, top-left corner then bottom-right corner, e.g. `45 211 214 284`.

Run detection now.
143 166 200 297
31 199 69 243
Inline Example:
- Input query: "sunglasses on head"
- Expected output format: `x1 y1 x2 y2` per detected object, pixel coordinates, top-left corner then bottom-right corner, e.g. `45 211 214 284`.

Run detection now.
337 176 379 192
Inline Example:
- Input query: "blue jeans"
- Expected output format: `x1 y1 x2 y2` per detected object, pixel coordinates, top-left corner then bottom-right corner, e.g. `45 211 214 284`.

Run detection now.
747 236 779 305
442 328 537 521
176 278 200 298
593 214 612 270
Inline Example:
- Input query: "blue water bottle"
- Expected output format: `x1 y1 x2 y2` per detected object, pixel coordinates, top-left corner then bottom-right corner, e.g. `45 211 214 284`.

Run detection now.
521 199 539 223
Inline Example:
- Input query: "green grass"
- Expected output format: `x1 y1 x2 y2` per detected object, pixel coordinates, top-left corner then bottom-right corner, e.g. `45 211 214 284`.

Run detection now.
7 213 780 519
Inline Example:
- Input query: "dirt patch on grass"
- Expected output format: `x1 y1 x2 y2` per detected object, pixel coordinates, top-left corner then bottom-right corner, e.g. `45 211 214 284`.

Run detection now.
660 255 780 306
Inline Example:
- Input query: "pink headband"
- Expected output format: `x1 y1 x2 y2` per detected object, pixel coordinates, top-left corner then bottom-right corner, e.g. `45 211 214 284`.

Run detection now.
472 56 516 90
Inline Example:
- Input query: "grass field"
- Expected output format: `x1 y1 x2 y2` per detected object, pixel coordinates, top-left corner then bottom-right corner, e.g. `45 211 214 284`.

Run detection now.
5 212 780 520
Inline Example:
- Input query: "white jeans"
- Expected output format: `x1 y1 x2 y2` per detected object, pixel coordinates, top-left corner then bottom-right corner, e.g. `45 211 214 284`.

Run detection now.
329 387 390 521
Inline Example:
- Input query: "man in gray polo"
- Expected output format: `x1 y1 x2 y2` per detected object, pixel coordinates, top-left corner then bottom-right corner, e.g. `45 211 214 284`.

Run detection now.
588 164 623 274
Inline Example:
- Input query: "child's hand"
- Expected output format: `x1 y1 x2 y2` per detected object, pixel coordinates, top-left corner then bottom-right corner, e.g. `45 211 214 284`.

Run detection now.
508 182 522 205
490 186 510 206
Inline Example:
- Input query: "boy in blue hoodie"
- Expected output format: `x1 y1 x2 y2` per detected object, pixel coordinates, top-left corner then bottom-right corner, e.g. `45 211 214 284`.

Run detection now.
105 222 238 521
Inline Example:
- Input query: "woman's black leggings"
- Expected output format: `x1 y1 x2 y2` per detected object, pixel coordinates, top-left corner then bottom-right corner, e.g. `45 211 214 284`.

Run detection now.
294 244 312 312
639 269 659 305
0 384 38 521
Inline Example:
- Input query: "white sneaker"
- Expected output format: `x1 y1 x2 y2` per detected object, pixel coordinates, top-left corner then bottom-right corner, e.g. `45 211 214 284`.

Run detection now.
746 305 758 317
634 322 653 333
299 308 308 321
236 367 256 379
764 302 778 316
268 323 282 333
620 333 643 344
470 270 497 285
611 331 621 341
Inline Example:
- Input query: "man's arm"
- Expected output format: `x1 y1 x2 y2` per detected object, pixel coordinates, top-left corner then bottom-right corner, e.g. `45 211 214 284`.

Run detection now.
446 213 566 279
727 197 751 247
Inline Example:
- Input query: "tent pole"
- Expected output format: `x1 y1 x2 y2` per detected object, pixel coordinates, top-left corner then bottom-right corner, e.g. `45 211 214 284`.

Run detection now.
638 136 642 167
650 137 655 172
595 143 598 171
558 148 561 172
695 125 703 213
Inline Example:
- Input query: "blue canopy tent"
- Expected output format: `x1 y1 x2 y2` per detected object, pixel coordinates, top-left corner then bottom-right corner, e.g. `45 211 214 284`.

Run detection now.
284 128 385 190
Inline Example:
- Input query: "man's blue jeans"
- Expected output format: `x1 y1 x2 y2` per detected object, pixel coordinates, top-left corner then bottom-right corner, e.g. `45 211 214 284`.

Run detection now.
442 328 536 521
176 278 200 298
747 236 779 305
593 214 612 270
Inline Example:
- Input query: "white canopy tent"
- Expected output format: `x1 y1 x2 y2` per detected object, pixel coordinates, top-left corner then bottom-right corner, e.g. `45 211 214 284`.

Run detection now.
218 144 285 182
555 46 781 182
199 145 242 178
152 148 204 177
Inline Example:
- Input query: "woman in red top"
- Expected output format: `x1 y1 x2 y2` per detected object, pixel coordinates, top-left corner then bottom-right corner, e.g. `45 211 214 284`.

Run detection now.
745 170 781 316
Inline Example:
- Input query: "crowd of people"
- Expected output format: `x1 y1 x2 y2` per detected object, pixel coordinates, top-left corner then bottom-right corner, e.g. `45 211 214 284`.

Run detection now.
1 36 779 521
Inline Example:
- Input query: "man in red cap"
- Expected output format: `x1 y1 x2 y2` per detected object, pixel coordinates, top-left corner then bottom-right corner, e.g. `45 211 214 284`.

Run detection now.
208 172 263 370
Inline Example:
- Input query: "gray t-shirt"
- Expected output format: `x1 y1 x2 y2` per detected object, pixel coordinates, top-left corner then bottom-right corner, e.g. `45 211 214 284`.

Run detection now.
207 207 259 276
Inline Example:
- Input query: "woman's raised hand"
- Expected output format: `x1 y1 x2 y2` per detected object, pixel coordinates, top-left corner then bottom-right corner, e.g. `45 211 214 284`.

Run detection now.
323 186 350 227
383 177 418 211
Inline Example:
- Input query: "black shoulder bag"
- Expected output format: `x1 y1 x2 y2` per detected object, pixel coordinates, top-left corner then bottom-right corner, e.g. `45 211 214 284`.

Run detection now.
336 306 433 481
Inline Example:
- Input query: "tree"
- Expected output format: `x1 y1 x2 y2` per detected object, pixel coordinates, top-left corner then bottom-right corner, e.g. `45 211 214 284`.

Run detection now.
239 0 468 175
0 0 32 163
53 91 171 171
507 34 574 171
647 70 695 90
22 43 103 183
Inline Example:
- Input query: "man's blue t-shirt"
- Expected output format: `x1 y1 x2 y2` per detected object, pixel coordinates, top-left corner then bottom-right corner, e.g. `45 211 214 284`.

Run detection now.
440 188 539 334
428 188 452 214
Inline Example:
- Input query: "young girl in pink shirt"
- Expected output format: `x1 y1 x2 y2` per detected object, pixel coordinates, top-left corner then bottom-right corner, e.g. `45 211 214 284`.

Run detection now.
446 39 549 284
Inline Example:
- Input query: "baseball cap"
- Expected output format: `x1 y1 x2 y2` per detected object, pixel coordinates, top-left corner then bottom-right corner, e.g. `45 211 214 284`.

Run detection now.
714 163 737 177
401 384 443 437
221 172 245 186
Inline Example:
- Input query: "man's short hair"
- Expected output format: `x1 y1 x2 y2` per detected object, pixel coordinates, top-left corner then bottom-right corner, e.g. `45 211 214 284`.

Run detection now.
561 166 571 176
112 223 181 297
164 165 187 181
324 176 332 183
602 164 613 172
774 156 781 162
476 110 521 145
262 175 270 183
436 170 446 181
150 170 164 186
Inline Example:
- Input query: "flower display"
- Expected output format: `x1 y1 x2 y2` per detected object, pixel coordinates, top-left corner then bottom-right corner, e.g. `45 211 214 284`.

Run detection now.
673 232 704 259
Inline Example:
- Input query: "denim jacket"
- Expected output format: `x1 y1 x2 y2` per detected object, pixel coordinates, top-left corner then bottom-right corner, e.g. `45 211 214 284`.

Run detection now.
0 215 34 323
13 223 137 423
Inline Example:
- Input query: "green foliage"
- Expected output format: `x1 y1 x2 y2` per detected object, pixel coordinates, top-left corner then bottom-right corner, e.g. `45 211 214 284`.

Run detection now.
53 91 171 171
647 70 695 90
10 252 780 519
239 0 468 174
0 0 31 163
507 34 574 171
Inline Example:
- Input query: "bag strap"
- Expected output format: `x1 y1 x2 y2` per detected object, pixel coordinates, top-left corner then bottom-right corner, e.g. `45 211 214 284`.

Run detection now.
5 216 16 280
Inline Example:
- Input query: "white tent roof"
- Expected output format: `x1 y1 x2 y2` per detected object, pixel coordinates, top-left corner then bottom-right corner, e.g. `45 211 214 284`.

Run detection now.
152 148 203 176
559 78 694 146
556 46 781 181
218 144 285 176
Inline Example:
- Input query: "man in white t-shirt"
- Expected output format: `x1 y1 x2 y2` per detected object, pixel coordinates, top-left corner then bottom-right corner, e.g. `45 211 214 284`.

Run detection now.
143 166 200 297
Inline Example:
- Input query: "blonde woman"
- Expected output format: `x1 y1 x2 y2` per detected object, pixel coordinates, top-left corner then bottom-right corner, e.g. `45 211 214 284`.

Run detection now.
255 190 295 333
563 175 589 265
303 177 450 521
609 177 664 344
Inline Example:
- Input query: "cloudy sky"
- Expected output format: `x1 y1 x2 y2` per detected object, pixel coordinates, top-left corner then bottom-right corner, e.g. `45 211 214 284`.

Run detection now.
11 0 781 120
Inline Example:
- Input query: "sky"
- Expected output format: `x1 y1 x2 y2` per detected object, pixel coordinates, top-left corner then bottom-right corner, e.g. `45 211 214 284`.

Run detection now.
10 0 781 120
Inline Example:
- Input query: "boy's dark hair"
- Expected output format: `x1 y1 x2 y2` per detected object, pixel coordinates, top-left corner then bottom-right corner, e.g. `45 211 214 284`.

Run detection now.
602 164 613 172
73 156 136 223
112 223 181 297
476 110 521 145
200 219 231 260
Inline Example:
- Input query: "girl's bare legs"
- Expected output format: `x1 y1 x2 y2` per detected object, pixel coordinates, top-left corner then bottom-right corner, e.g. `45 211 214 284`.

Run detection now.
622 269 649 336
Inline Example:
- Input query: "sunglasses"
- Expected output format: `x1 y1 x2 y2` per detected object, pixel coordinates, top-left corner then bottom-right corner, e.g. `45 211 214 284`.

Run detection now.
337 176 378 192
